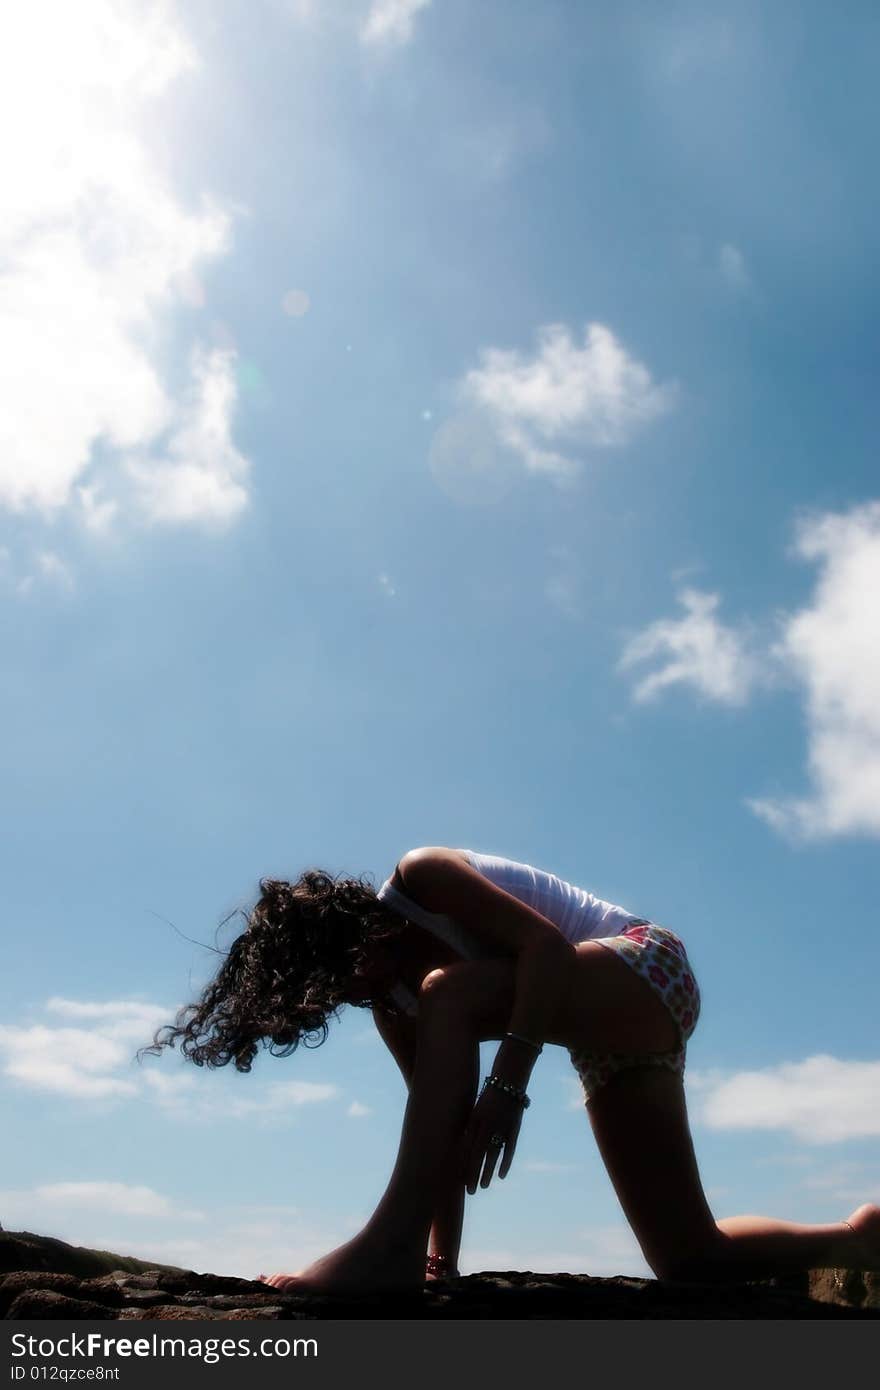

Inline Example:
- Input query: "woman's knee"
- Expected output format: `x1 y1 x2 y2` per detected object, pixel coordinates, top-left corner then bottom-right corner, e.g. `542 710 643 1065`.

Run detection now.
417 960 514 1032
417 964 470 1014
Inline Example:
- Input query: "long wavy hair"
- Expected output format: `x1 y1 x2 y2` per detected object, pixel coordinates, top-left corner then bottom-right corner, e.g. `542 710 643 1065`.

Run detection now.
138 869 404 1073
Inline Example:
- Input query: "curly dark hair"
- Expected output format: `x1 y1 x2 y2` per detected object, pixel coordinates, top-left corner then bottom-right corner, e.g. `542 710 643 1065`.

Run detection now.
137 869 405 1073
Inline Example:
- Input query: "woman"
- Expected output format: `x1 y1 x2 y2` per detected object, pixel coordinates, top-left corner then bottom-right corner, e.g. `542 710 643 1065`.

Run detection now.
144 845 879 1292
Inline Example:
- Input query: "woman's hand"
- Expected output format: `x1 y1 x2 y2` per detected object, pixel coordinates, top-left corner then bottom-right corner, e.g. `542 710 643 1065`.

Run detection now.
461 1083 523 1194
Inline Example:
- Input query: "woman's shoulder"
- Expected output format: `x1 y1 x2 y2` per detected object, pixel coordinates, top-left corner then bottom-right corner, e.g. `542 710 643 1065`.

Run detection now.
395 846 472 887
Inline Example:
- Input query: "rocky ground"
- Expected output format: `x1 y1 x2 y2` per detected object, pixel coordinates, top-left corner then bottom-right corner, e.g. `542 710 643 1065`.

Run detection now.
1 1230 878 1320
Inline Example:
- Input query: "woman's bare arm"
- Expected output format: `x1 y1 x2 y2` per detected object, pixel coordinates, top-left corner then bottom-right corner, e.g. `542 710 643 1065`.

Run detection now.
396 847 575 1052
372 1005 417 1086
396 846 575 1190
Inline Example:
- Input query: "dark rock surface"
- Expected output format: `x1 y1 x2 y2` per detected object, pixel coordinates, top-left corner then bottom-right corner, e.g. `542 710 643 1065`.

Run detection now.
0 1230 189 1281
1 1230 877 1320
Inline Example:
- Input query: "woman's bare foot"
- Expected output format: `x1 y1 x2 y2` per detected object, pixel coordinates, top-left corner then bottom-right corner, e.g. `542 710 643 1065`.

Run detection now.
843 1203 880 1270
259 1270 306 1292
259 1232 424 1294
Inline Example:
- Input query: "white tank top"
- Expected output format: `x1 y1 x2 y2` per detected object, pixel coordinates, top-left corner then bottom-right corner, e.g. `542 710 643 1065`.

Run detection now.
375 849 649 1017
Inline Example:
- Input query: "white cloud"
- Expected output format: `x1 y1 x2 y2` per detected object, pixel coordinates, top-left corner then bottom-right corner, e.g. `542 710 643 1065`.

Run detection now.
0 1184 353 1280
719 242 751 292
0 997 339 1116
123 344 250 528
77 484 120 535
0 1023 138 1099
0 1 249 541
465 1224 650 1278
616 503 880 840
275 1 319 25
452 322 676 491
619 588 760 705
347 1100 372 1117
221 1080 339 1118
142 1069 198 1099
46 998 150 1017
46 997 172 1045
360 0 431 49
36 552 76 593
34 1182 203 1220
107 1222 343 1282
566 1077 586 1111
749 502 880 839
10 550 78 598
697 1054 880 1144
800 1160 880 1204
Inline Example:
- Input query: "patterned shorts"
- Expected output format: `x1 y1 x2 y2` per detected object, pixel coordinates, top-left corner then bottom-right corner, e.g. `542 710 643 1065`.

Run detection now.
568 922 701 1105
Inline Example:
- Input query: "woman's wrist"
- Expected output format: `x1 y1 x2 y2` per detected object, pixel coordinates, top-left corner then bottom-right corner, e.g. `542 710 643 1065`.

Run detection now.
481 1072 531 1108
492 1037 539 1087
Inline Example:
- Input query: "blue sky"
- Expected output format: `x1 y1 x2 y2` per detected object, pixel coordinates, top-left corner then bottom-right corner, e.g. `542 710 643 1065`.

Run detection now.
1 0 879 1280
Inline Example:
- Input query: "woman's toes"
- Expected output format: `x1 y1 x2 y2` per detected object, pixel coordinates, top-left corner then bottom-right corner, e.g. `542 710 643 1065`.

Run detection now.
261 1272 303 1291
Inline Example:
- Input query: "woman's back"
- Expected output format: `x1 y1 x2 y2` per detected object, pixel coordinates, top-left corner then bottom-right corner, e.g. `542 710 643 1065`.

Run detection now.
375 849 651 1016
458 850 648 945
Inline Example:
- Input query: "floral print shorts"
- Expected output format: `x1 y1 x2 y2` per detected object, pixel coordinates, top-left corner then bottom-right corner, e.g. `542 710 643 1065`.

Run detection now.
568 921 701 1105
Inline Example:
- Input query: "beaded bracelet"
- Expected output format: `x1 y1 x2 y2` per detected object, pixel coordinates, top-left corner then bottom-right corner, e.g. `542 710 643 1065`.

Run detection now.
481 1073 531 1109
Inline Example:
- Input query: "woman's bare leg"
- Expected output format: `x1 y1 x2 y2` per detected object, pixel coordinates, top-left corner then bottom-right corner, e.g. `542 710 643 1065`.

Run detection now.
427 1176 466 1277
587 1067 880 1280
265 945 879 1290
264 964 512 1291
709 1204 880 1276
360 977 481 1268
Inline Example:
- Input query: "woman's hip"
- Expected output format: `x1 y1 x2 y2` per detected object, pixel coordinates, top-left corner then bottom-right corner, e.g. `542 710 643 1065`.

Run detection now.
593 922 701 1045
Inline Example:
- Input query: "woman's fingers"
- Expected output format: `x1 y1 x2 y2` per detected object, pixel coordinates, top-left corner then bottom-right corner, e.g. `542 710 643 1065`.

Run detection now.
498 1134 517 1179
479 1138 504 1189
464 1131 489 1193
463 1130 507 1193
464 1141 483 1195
462 1090 524 1192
